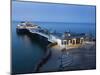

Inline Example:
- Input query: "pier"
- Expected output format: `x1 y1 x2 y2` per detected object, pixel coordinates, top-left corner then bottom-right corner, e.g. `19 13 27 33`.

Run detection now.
28 28 57 43
16 22 61 47
17 22 88 49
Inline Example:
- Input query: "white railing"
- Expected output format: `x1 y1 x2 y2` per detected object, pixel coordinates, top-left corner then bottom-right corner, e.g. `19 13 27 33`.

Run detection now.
28 28 57 43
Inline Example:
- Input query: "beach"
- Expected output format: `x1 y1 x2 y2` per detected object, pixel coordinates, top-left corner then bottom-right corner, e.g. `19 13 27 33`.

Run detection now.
39 42 96 72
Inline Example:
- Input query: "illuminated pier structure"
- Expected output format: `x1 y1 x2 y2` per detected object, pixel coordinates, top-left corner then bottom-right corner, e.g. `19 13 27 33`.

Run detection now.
16 22 87 49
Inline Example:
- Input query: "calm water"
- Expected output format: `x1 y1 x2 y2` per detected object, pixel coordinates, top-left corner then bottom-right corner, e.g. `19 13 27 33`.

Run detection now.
12 21 96 74
12 21 46 74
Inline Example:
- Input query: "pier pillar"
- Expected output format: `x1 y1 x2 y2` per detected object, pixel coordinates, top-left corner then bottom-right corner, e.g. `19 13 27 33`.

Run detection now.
80 37 84 44
68 40 71 45
72 39 76 45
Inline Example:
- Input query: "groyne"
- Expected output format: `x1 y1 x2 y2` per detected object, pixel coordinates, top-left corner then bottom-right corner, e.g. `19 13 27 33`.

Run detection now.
33 42 57 72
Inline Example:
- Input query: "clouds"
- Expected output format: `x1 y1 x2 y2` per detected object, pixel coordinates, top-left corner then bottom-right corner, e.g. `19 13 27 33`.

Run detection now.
12 1 96 23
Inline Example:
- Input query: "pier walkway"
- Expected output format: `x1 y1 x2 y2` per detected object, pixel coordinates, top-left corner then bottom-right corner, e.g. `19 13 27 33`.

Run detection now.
28 28 58 43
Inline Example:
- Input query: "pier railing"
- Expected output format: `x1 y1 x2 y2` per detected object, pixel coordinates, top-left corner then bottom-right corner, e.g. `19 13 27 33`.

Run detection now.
28 28 57 43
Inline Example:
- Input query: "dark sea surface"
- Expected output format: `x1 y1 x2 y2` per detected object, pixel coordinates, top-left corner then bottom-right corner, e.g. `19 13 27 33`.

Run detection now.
12 21 96 74
12 21 46 74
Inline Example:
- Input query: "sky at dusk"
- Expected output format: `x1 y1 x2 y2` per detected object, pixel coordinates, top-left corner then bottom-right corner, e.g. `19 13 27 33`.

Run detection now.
12 1 96 23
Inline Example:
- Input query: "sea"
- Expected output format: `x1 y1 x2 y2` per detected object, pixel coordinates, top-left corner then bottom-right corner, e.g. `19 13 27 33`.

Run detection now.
12 21 96 74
